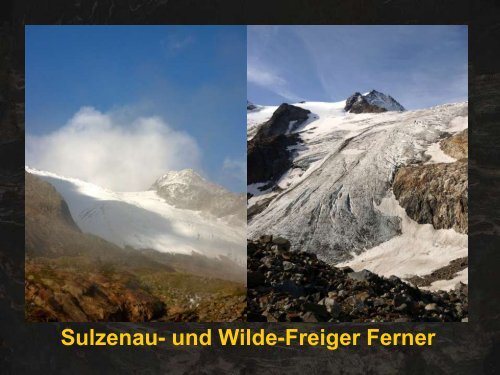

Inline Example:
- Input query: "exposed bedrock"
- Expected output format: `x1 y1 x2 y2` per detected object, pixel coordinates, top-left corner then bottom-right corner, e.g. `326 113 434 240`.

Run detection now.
345 92 387 114
344 90 405 114
393 159 468 234
247 104 310 185
255 103 310 138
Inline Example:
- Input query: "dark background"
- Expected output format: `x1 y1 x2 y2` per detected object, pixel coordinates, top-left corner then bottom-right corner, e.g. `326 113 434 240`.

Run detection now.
1 0 499 373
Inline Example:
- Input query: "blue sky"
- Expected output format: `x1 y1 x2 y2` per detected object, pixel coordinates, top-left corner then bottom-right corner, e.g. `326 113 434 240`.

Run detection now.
26 26 246 192
248 26 468 109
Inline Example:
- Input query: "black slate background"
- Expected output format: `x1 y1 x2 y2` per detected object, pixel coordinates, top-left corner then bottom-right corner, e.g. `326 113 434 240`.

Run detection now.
1 0 500 373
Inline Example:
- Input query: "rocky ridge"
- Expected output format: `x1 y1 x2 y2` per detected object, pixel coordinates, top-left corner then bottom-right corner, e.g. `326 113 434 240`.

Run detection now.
393 159 468 234
247 103 310 185
151 169 246 224
247 236 468 322
345 90 405 113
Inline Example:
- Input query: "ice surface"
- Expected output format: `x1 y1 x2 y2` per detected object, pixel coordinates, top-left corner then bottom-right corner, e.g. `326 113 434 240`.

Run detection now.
248 100 468 288
338 192 467 286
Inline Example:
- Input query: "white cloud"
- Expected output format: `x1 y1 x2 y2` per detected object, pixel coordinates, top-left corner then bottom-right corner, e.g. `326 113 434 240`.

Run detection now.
26 107 201 191
247 65 286 87
222 157 246 184
247 61 302 102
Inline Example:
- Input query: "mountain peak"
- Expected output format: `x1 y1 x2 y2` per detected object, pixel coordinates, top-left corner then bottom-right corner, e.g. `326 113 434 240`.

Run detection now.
152 169 208 190
150 169 246 222
345 90 405 113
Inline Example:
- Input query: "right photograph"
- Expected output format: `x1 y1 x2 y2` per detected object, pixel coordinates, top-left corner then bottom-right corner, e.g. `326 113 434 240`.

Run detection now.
247 25 468 322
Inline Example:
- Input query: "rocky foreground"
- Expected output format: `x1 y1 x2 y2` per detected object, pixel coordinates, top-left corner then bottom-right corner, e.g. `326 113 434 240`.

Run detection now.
248 236 468 322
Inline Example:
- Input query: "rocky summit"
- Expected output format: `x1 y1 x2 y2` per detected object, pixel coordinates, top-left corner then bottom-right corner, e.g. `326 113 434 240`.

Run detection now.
247 236 468 322
345 90 405 113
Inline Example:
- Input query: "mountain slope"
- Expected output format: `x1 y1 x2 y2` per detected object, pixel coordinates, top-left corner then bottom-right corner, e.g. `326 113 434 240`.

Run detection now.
26 167 246 264
152 169 245 225
248 96 468 291
25 173 246 322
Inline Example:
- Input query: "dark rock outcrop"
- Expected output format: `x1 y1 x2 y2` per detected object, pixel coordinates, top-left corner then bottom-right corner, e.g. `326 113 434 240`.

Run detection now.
247 133 299 185
247 236 468 322
345 92 387 113
407 257 468 288
345 90 405 113
255 103 310 138
247 104 310 185
393 159 468 234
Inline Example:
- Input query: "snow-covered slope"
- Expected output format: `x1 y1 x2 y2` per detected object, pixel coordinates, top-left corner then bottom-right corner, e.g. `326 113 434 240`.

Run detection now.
27 167 246 264
152 169 245 225
248 98 468 290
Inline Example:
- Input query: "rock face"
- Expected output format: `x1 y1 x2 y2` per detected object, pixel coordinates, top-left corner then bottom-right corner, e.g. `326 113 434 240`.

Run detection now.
441 129 468 159
247 104 310 185
247 236 468 322
248 133 299 185
345 90 405 113
255 103 311 138
345 92 387 113
393 159 468 234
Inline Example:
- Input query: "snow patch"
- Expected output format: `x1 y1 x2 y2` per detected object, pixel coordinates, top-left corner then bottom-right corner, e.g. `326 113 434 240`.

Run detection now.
422 268 468 292
425 142 457 164
248 182 272 197
447 116 468 132
339 192 467 284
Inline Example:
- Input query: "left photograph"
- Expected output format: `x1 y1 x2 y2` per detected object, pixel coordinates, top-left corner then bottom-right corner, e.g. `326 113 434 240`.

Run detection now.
25 26 247 322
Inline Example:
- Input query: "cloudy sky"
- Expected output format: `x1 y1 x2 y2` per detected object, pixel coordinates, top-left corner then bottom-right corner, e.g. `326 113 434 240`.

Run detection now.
248 26 468 109
26 26 246 192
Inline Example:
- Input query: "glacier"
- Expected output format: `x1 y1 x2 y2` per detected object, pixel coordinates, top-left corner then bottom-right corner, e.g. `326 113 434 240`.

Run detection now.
248 99 468 290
